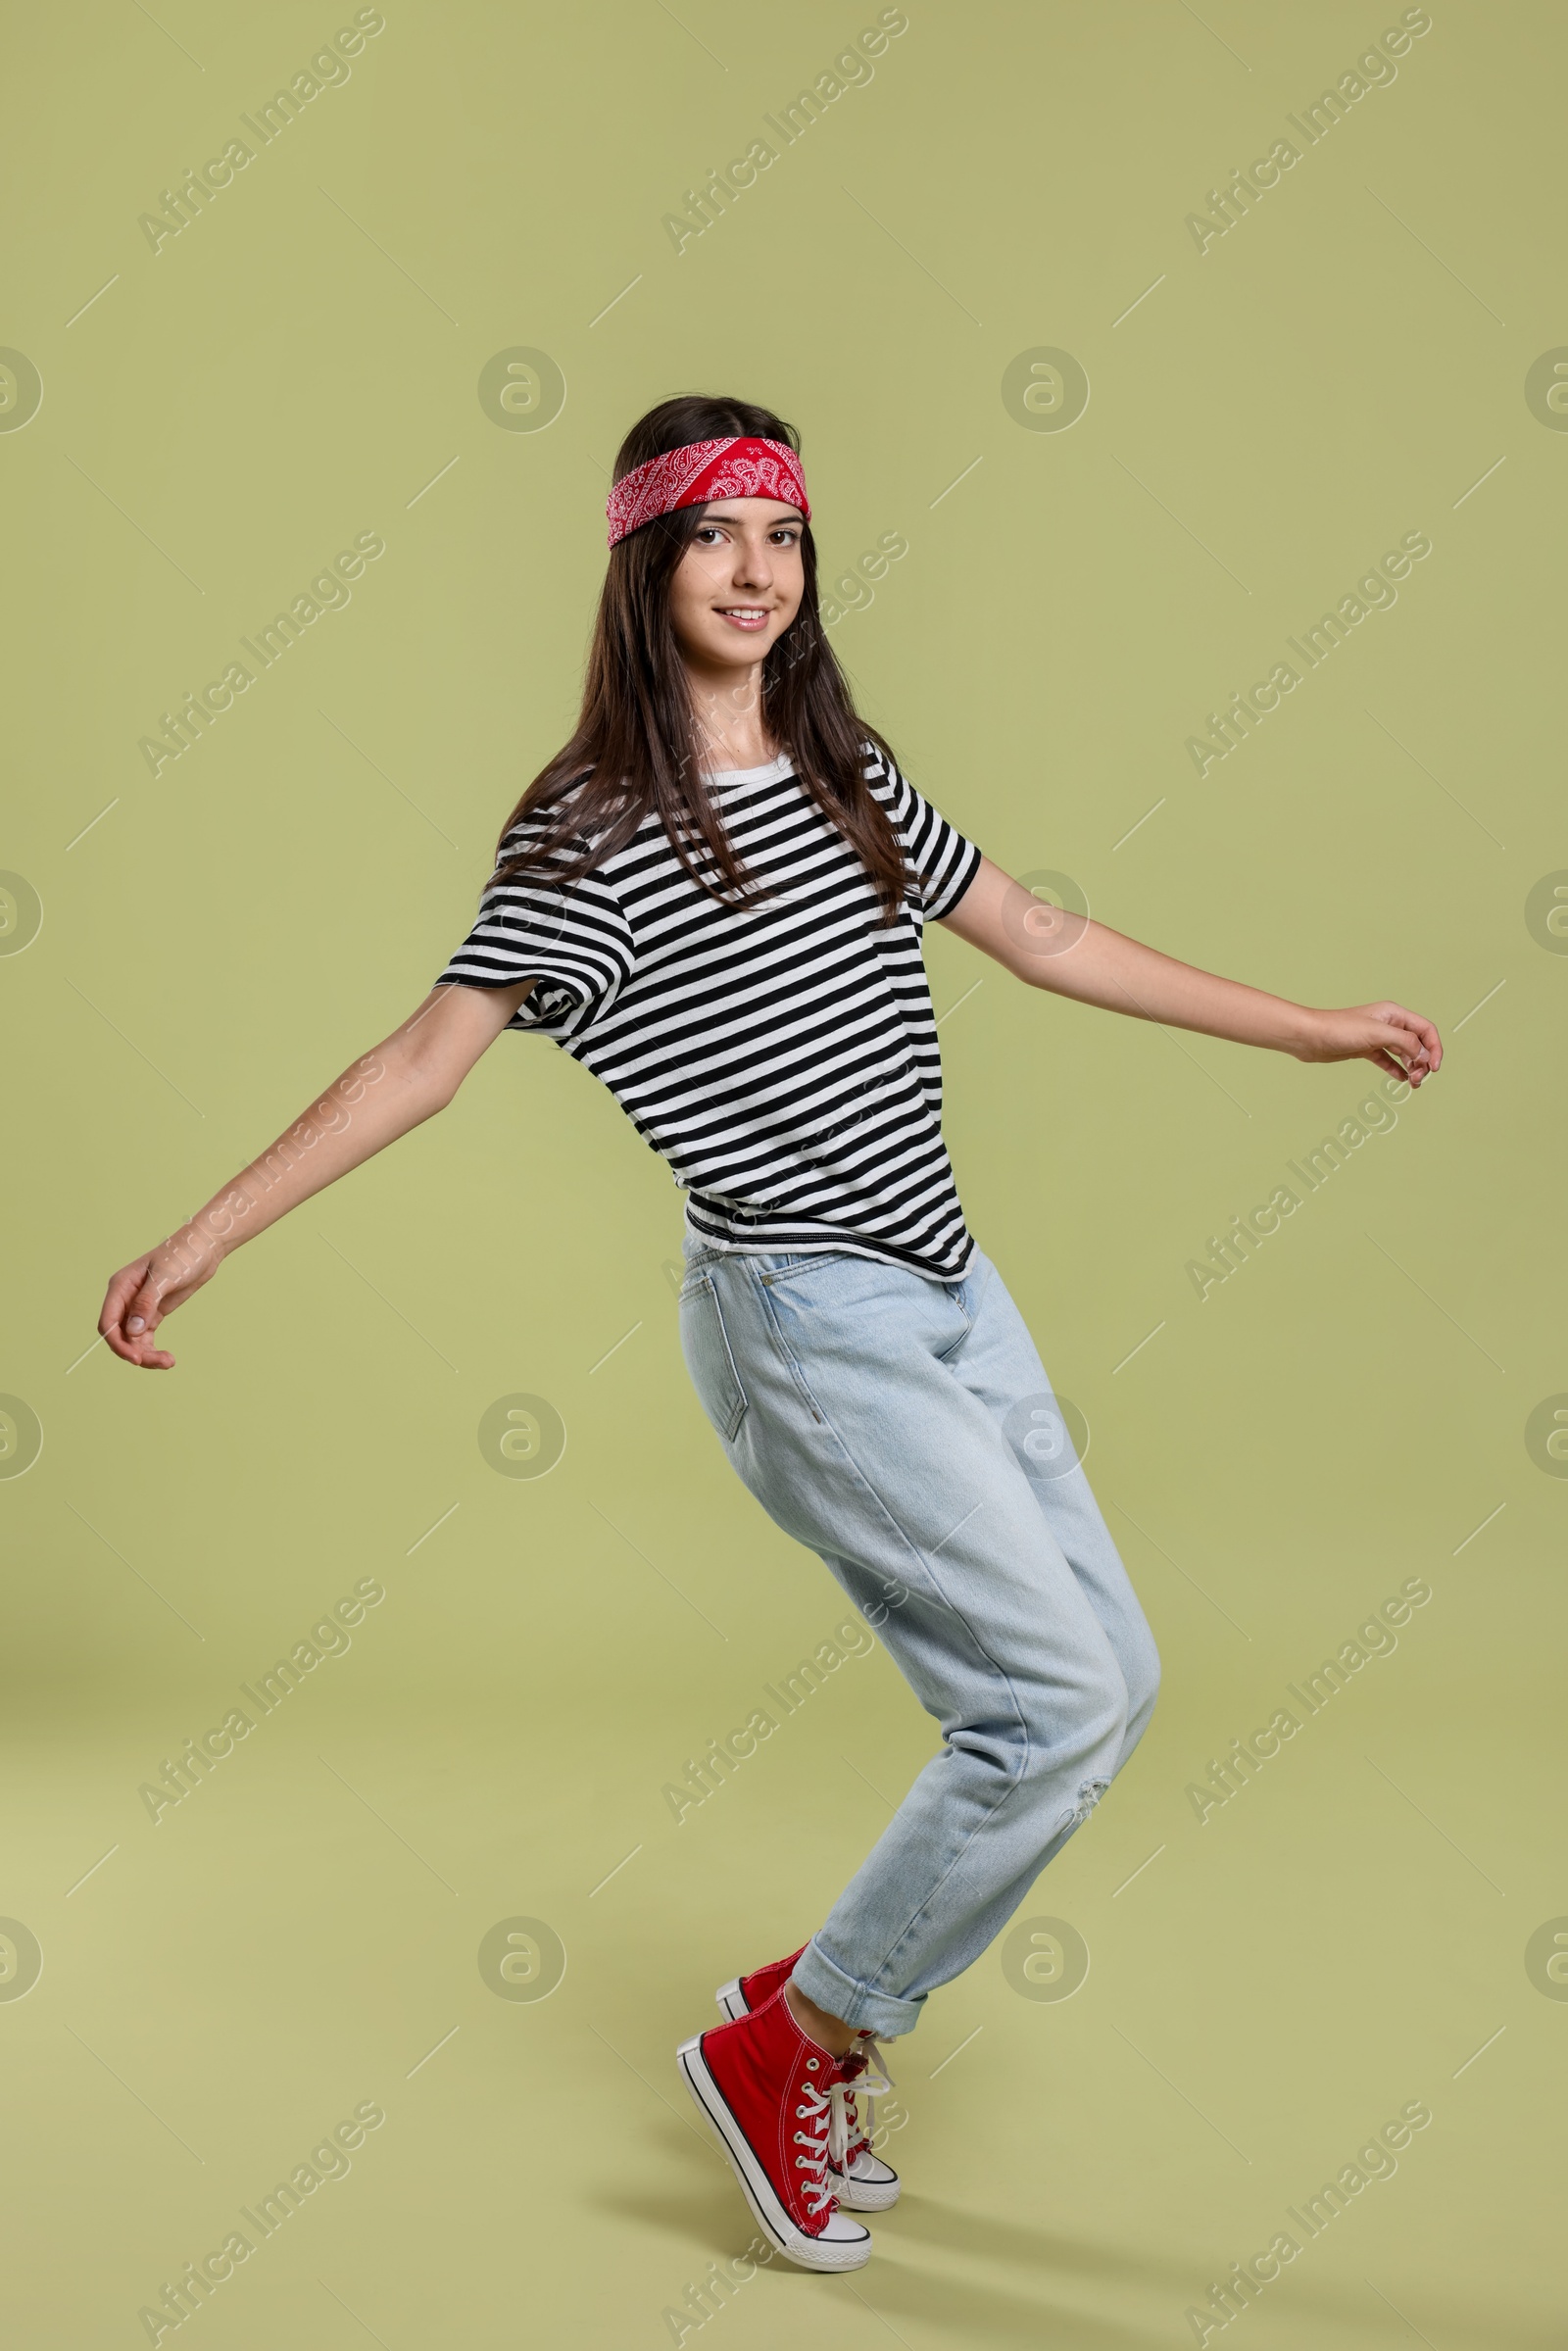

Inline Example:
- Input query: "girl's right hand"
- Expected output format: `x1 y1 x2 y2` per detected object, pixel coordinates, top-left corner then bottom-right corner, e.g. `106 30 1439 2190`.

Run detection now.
98 1227 225 1370
91 986 535 1375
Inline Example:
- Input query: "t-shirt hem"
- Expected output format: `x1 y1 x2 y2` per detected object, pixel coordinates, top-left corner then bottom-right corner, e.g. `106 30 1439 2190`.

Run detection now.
684 1203 976 1286
432 967 596 1029
926 838 983 920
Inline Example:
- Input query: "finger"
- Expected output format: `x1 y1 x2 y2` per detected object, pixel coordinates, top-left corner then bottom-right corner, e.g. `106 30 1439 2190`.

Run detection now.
98 1261 150 1340
1403 1011 1443 1070
110 1333 174 1368
122 1273 167 1342
104 1322 176 1369
1381 1005 1429 1045
1383 1004 1442 1068
1379 1020 1432 1076
1367 1049 1408 1081
102 1320 144 1364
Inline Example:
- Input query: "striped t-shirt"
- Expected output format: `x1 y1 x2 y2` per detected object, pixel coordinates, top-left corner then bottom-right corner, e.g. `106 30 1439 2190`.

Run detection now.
434 744 983 1279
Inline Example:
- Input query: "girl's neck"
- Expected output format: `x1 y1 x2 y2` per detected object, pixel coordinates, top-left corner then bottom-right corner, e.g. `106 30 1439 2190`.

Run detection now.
685 660 776 772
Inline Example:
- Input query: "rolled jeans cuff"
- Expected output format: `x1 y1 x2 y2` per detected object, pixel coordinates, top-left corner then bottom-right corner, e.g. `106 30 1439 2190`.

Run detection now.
792 1935 926 2039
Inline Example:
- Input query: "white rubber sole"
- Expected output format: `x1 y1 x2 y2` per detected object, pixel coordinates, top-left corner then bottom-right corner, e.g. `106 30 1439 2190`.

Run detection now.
676 2034 872 2273
713 1976 749 2026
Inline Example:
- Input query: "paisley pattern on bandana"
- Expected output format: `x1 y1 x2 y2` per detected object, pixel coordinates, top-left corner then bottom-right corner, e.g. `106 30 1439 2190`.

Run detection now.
607 436 810 546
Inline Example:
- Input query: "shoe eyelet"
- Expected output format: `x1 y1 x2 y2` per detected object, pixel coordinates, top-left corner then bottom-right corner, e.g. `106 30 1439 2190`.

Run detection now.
806 2058 818 2071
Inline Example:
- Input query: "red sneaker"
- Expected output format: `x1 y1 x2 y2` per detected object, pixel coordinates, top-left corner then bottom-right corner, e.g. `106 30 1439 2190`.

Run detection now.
714 1945 805 2025
677 1986 873 2271
713 1952 902 2212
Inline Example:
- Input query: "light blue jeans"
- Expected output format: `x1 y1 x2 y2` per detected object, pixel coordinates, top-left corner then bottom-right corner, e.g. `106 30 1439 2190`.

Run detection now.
678 1235 1160 2039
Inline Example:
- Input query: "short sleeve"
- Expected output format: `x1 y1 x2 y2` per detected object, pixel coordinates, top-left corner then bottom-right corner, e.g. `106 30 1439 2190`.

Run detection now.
434 822 635 1033
867 747 983 920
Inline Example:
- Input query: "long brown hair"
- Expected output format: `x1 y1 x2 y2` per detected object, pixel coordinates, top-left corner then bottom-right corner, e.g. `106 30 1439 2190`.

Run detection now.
491 392 907 922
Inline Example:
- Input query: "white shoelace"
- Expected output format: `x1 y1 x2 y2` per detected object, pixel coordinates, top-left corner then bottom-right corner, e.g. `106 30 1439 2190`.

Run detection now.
792 2081 837 2216
828 2037 896 2170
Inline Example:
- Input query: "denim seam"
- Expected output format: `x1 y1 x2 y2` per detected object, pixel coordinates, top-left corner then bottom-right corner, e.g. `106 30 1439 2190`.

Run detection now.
749 1281 1040 1997
752 1280 1020 1691
752 1251 858 1293
933 1301 972 1361
795 1938 923 2034
686 1277 749 1440
931 1252 991 1360
744 1263 832 1426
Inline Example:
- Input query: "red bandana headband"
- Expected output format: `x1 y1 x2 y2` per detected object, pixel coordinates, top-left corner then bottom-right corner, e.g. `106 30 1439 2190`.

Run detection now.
606 436 810 548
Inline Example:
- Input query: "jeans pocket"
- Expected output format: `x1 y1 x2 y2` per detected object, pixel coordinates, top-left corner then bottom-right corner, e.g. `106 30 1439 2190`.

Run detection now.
679 1245 726 1290
679 1276 749 1443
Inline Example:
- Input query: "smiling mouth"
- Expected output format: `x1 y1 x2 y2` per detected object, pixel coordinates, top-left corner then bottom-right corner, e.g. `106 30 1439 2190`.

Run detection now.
715 607 771 628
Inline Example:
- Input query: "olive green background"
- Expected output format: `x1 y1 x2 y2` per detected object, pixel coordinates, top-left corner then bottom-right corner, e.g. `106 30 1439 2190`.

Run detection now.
2 1 1563 2344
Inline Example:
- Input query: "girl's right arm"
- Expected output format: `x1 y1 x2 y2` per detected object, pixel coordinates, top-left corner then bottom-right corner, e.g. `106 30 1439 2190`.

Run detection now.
96 978 535 1370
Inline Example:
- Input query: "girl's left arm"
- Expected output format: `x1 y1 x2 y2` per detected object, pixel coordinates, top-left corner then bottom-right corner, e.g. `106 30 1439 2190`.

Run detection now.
939 857 1442 1086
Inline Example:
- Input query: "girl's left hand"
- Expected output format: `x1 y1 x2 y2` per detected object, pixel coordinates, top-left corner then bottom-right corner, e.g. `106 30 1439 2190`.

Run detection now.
1295 1001 1443 1085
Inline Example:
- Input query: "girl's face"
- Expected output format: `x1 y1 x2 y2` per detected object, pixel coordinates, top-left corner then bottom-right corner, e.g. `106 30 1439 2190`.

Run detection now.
667 499 806 676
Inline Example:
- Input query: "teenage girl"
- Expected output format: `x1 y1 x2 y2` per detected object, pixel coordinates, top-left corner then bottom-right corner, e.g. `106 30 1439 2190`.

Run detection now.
98 393 1442 2274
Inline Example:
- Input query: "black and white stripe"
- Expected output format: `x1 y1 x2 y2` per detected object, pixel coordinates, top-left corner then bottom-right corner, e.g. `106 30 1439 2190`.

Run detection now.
435 744 982 1279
